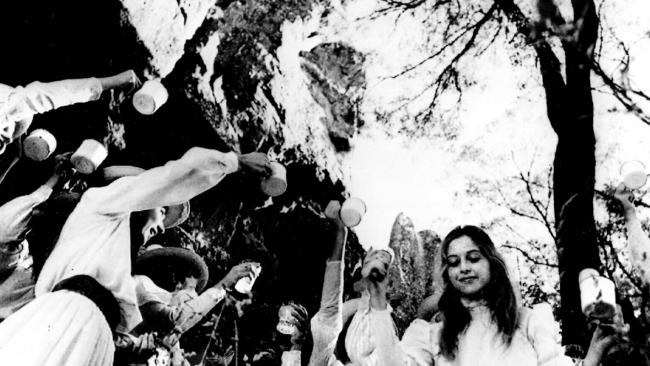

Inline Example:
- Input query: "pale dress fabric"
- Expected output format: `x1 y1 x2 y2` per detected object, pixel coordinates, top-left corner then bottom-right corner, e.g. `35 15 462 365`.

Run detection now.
0 148 239 366
344 293 399 366
396 304 576 366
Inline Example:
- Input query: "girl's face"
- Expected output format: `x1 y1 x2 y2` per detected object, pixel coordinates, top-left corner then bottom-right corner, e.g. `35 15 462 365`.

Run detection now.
445 235 491 298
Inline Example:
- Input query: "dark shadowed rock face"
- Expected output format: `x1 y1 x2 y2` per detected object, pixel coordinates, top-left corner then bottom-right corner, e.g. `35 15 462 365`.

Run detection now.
299 43 366 151
0 0 367 361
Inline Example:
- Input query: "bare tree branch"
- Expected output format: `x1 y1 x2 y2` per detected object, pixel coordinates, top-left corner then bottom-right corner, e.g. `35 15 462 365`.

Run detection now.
502 243 558 267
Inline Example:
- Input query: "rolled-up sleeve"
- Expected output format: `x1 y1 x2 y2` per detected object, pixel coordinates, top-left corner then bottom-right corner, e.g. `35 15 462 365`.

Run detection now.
84 148 239 216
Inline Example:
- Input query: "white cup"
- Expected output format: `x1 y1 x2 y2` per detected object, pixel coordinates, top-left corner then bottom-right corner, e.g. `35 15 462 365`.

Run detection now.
340 198 366 228
261 162 287 197
132 79 169 115
23 129 57 161
234 263 262 294
276 305 297 335
71 139 108 174
620 160 648 190
579 268 616 319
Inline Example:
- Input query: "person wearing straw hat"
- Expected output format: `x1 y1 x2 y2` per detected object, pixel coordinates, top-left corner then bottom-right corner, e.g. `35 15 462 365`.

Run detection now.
0 149 271 366
132 244 256 336
0 70 140 156
0 153 71 321
117 244 257 366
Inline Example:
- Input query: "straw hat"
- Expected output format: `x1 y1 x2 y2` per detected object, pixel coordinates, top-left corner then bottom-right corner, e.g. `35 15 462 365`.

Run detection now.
100 165 190 228
134 245 209 292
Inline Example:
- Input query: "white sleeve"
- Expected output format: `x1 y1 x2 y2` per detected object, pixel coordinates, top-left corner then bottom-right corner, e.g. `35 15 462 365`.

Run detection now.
345 305 404 366
309 261 344 366
625 212 650 285
83 147 239 215
523 304 575 366
1 78 102 124
0 185 53 244
282 350 301 366
399 319 437 366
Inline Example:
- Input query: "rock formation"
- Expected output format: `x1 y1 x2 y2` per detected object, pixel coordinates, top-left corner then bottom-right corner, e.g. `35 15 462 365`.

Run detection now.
0 0 368 362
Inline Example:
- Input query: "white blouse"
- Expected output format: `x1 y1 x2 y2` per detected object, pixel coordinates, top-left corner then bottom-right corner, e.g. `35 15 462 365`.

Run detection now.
398 303 576 366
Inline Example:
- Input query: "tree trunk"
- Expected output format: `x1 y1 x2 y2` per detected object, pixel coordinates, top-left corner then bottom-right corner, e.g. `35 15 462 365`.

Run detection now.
495 0 601 350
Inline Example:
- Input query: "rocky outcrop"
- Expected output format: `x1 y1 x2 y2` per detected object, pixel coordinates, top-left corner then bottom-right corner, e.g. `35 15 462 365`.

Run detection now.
388 214 442 333
0 0 368 362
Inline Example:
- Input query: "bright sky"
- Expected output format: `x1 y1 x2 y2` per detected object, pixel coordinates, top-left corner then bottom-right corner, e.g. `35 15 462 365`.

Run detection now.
322 0 650 249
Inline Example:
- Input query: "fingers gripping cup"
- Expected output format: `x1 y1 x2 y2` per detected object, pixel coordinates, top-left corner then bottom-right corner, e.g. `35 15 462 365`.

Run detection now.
277 305 297 335
261 162 287 197
234 263 262 294
23 129 57 161
132 79 169 115
620 160 648 190
340 198 366 228
579 268 616 320
71 139 108 174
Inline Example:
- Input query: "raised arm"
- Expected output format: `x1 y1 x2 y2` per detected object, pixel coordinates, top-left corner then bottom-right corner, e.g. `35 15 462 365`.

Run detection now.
614 184 650 284
84 148 269 216
2 70 137 129
134 264 254 337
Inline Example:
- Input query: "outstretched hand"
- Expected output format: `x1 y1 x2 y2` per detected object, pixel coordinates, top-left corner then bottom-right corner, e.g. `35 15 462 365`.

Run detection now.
219 262 258 290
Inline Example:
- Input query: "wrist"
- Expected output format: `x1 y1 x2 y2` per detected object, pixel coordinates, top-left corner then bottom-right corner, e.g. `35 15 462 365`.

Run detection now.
290 344 302 351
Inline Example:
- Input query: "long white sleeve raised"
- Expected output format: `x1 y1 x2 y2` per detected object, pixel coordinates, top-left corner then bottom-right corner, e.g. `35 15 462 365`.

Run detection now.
84 147 239 216
624 208 650 285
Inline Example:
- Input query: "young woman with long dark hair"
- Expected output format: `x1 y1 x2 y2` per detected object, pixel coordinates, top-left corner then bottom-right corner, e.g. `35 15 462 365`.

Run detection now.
371 225 617 366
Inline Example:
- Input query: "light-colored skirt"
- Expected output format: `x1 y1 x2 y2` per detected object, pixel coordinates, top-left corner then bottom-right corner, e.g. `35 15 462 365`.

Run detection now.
0 290 114 365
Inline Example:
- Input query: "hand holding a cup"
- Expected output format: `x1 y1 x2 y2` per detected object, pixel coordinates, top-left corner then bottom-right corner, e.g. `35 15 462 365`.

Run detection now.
277 302 309 349
614 183 636 214
219 262 259 290
238 152 272 177
324 200 345 227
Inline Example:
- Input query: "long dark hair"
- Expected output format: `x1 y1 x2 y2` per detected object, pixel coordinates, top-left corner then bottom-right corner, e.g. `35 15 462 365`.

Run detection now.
27 192 81 280
437 225 518 359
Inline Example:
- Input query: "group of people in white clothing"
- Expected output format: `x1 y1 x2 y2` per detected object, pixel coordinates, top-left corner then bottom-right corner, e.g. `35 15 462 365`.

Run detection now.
277 189 650 366
0 69 646 366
